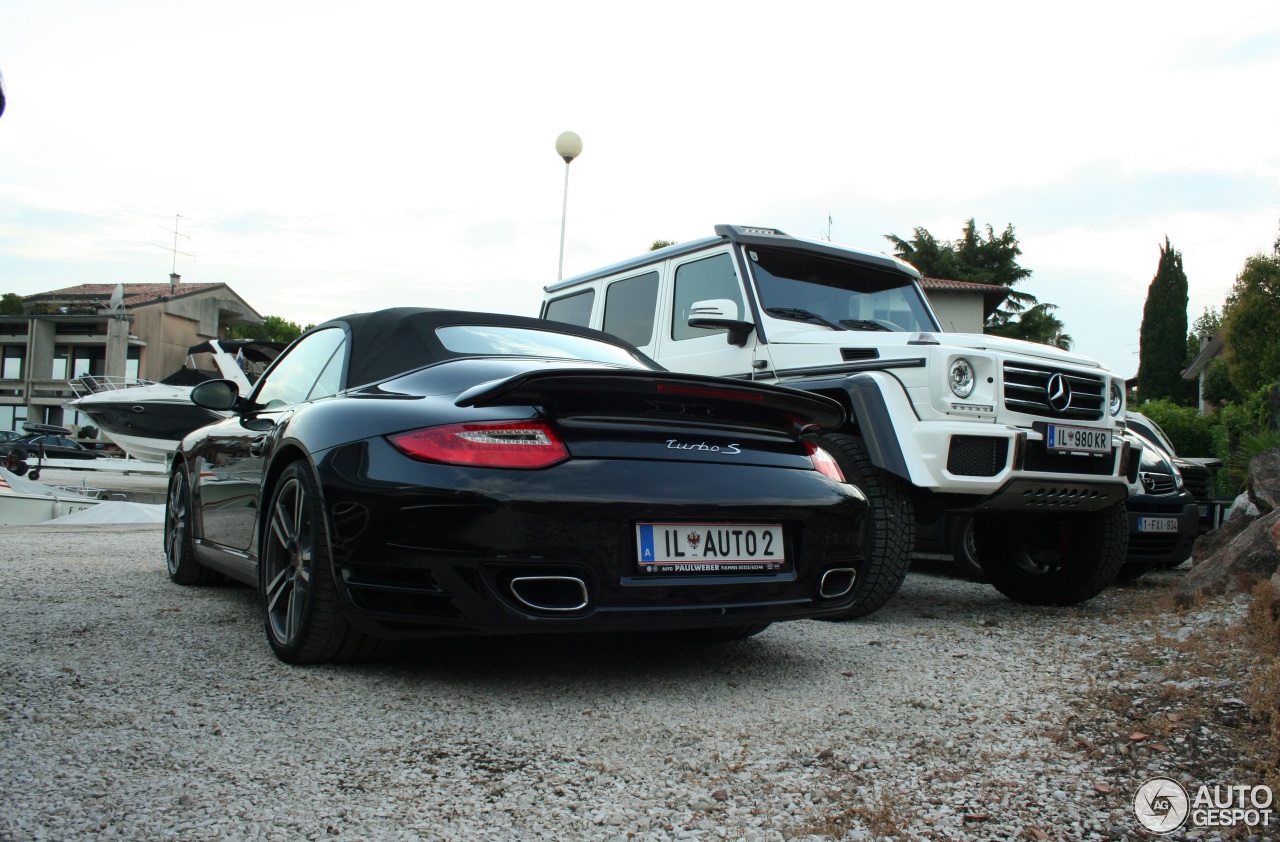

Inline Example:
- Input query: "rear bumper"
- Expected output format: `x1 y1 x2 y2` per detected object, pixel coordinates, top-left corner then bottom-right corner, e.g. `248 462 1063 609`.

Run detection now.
316 456 868 638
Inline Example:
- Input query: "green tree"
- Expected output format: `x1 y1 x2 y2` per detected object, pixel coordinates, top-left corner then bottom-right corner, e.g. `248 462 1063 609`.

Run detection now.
1184 305 1222 368
226 315 310 344
991 302 1073 350
1202 359 1242 406
0 292 23 315
1137 237 1195 405
884 219 1070 347
1221 251 1280 395
649 239 677 251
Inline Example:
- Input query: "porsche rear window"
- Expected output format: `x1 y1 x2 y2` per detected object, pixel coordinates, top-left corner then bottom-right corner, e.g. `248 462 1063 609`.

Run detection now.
435 325 644 366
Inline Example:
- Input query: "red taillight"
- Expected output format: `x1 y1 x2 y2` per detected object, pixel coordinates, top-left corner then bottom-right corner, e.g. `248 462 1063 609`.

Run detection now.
805 442 846 482
389 421 569 469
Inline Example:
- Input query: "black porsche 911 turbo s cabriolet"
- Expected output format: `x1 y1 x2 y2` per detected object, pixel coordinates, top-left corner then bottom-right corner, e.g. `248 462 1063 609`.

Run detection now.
165 308 870 663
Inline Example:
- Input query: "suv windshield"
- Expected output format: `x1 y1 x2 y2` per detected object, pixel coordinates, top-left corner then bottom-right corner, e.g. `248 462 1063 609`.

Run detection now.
746 246 939 333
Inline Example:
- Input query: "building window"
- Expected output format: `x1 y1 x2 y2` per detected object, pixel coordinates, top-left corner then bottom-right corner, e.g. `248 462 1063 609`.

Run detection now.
52 346 106 381
1 346 23 380
0 405 26 432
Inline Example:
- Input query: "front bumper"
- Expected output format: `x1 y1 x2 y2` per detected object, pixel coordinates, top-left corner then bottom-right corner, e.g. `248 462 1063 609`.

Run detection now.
1125 495 1199 566
903 421 1137 511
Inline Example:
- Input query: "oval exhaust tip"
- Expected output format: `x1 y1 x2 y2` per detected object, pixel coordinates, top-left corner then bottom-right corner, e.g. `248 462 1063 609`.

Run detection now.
509 576 589 612
819 567 857 599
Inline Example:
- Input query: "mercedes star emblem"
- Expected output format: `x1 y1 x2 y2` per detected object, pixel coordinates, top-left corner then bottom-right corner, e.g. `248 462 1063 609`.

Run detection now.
1046 373 1073 413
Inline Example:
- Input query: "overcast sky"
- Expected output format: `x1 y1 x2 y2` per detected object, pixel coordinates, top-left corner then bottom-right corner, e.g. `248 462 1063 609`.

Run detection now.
2 2 1278 379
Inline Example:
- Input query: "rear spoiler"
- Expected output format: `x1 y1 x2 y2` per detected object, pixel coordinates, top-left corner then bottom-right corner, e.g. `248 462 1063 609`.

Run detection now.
455 369 846 432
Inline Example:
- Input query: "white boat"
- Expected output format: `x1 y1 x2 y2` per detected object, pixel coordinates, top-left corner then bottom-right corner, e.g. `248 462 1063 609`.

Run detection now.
66 339 283 463
0 466 105 526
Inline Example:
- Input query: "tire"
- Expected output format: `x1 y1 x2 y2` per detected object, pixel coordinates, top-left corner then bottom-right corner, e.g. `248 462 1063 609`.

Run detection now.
813 432 914 619
667 624 771 644
165 465 219 585
973 502 1128 606
260 461 376 664
947 515 987 583
27 470 40 481
9 461 27 477
163 463 218 580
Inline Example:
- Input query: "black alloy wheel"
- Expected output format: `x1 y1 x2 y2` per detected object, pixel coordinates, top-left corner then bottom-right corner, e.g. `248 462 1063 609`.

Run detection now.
165 465 218 585
259 461 374 664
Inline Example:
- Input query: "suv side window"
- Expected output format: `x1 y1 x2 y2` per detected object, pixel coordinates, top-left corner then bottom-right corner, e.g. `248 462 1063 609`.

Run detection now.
672 253 743 341
603 272 658 347
544 290 594 327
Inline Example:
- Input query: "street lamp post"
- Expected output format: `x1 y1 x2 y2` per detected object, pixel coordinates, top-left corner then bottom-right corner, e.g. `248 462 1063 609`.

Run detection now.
555 131 582 281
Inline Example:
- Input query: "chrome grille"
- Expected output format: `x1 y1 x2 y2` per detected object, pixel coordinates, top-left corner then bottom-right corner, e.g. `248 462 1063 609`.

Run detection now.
1002 362 1105 421
1138 471 1177 496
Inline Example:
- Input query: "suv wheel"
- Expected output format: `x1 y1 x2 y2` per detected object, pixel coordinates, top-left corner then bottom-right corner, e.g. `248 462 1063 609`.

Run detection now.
813 432 914 619
973 502 1128 605
947 515 987 583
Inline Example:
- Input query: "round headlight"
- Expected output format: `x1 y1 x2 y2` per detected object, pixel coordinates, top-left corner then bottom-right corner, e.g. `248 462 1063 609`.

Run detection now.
1109 381 1124 416
948 358 975 399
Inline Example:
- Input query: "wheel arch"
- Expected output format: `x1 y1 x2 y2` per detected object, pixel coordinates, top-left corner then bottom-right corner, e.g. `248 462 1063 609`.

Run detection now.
257 442 327 553
788 372 913 483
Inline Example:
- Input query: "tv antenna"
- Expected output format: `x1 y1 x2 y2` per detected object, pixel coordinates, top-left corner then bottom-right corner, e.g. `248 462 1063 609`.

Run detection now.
146 214 197 273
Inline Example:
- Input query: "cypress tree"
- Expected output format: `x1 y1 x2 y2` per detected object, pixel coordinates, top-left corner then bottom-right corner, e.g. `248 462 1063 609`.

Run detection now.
1137 238 1194 405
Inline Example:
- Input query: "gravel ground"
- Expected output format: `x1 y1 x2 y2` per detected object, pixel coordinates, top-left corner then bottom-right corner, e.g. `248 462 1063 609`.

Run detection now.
0 522 1271 842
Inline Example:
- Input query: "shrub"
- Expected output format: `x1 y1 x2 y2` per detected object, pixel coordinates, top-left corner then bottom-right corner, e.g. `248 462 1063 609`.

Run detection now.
1133 398 1215 456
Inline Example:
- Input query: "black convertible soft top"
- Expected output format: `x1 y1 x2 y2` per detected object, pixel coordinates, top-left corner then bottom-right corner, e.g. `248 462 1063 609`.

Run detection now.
315 308 652 389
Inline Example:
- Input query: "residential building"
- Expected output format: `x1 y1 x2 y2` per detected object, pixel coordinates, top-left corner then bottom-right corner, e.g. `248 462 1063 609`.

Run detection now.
1182 333 1226 414
0 275 261 432
920 277 1009 333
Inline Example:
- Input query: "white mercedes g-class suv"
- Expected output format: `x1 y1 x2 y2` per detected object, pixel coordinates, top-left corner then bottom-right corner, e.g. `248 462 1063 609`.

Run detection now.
540 224 1140 618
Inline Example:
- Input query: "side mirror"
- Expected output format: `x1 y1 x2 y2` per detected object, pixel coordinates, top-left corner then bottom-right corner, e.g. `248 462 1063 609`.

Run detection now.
687 299 755 347
191 379 241 412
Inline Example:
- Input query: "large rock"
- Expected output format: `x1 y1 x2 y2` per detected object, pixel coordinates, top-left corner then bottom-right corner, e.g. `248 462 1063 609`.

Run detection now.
1191 510 1256 565
1249 447 1280 513
1227 490 1260 522
1177 509 1280 606
1175 443 1280 605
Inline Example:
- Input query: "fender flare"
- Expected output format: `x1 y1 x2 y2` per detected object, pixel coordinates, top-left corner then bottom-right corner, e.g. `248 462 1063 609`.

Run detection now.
842 373 912 481
798 371 915 483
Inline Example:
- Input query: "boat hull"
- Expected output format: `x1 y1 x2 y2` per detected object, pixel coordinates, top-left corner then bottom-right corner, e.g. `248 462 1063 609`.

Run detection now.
0 470 103 525
69 394 224 462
